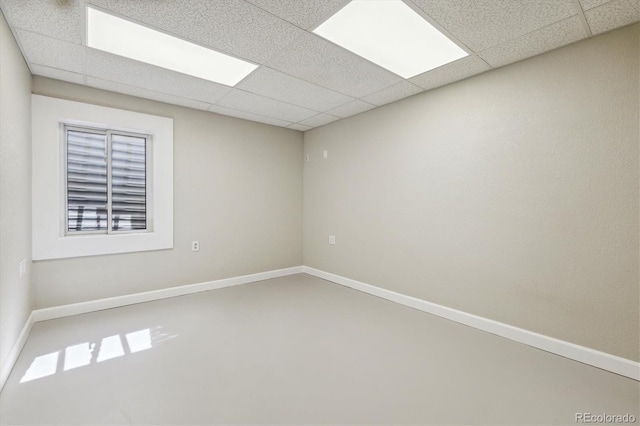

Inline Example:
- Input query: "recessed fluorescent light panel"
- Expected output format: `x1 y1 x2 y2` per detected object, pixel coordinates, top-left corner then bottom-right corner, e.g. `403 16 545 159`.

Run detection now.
86 6 258 86
313 0 468 79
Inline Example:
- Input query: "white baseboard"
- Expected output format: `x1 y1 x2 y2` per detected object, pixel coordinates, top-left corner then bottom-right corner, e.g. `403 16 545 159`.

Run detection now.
4 265 636 392
302 266 640 381
33 266 304 322
0 312 35 392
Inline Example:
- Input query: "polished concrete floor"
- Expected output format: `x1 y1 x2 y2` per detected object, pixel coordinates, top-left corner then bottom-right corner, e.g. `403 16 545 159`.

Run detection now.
0 273 638 425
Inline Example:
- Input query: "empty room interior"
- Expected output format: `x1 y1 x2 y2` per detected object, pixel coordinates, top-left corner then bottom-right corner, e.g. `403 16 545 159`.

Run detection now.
0 0 639 424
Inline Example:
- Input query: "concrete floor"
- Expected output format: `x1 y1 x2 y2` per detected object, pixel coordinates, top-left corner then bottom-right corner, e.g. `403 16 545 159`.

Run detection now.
0 273 638 425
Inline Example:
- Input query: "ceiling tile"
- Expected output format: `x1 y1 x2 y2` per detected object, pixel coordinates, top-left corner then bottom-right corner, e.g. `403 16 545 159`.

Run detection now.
244 0 350 30
298 113 341 128
85 49 231 105
207 104 294 127
3 0 637 131
266 31 403 98
87 0 304 64
326 99 376 118
30 64 85 85
236 66 353 111
410 0 577 52
287 124 312 131
0 0 82 44
15 29 85 73
410 55 491 90
216 89 318 123
86 77 213 111
361 81 424 106
478 16 587 68
579 0 613 10
585 0 640 35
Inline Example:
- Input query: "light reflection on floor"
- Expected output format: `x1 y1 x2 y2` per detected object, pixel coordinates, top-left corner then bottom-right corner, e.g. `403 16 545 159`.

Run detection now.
20 326 175 383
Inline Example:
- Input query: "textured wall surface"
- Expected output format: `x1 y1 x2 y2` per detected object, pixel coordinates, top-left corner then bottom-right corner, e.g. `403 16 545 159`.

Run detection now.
0 11 33 377
32 78 303 308
303 24 639 361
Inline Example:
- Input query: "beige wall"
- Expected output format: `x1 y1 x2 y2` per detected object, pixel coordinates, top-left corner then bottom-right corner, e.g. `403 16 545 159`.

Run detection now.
303 24 639 361
0 11 33 378
32 78 303 308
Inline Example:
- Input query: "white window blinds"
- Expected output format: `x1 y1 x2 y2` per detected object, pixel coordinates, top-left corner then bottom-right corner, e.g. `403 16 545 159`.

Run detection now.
65 126 149 234
111 133 147 231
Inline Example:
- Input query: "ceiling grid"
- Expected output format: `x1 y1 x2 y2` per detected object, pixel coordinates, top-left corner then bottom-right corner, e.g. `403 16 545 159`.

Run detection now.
0 0 636 129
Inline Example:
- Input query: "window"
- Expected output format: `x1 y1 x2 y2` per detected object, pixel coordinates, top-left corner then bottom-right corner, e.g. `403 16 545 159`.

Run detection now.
32 95 173 260
64 125 151 234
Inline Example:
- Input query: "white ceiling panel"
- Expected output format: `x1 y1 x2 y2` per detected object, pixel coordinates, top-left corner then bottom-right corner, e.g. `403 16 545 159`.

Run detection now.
216 89 318 123
287 123 312 131
410 55 491 91
479 16 588 68
87 0 304 64
207 104 294 127
298 113 341 127
327 99 375 118
245 0 350 30
585 0 640 35
409 0 578 52
266 31 403 98
361 81 423 107
0 0 82 44
16 29 85 74
86 77 213 111
236 66 354 111
31 64 85 85
1 0 635 130
85 49 231 105
579 0 613 10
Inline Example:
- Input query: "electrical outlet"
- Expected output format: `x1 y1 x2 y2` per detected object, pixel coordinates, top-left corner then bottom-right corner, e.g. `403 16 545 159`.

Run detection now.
329 235 336 245
323 150 328 159
305 154 310 161
191 241 200 252
19 259 26 278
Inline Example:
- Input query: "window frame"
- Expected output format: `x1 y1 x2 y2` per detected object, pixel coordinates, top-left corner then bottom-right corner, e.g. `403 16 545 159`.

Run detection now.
61 123 154 237
33 94 173 261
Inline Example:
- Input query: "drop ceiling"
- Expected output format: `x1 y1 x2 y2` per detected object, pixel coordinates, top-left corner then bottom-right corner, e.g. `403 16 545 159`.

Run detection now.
1 0 638 130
